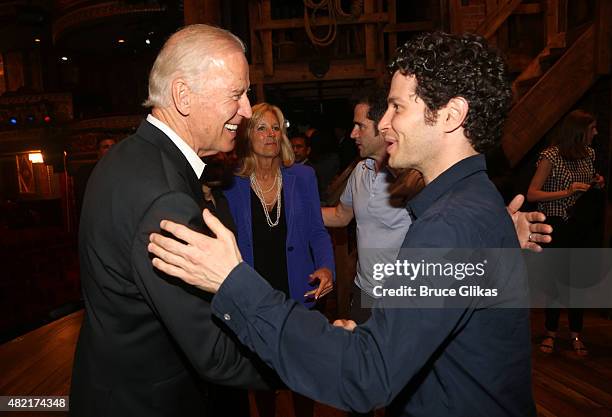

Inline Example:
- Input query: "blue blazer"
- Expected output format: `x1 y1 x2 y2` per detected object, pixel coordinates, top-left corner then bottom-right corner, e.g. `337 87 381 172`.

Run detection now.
223 164 335 306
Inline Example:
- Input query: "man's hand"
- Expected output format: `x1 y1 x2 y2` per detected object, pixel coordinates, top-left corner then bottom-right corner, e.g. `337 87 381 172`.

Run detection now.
148 209 242 293
333 319 357 332
304 267 334 300
507 194 553 253
591 174 605 189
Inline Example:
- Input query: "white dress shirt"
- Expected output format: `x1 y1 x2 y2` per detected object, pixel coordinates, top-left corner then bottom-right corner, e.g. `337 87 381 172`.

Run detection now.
146 114 205 179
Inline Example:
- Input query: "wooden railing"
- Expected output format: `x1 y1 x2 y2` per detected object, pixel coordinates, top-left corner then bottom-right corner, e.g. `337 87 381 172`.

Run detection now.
502 24 597 167
475 0 523 40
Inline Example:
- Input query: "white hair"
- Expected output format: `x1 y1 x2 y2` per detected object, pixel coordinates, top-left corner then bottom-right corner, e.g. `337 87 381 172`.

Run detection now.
143 24 246 108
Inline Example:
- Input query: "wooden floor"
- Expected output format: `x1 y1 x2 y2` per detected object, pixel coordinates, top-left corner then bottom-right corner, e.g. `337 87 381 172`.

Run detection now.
0 310 610 417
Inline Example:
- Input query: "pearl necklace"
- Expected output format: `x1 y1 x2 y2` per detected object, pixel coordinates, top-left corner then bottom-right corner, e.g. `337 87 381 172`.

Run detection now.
250 170 282 227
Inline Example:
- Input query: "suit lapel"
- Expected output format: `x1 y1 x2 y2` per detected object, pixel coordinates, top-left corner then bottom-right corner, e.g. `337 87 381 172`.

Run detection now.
239 177 254 246
282 168 295 237
137 120 204 204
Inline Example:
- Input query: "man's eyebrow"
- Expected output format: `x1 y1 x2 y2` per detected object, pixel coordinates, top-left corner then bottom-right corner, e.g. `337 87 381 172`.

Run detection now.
388 95 412 104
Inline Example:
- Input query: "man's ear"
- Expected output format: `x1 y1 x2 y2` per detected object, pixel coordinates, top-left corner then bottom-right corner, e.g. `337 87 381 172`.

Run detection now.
172 79 191 116
442 96 469 133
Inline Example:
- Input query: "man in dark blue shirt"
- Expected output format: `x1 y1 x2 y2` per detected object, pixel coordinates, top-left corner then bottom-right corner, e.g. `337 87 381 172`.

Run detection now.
148 32 536 417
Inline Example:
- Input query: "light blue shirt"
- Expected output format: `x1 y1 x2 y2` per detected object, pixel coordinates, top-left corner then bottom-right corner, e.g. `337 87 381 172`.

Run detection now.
340 159 412 296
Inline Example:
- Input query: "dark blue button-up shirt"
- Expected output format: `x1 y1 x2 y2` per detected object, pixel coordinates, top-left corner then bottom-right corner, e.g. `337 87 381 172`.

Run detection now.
212 154 535 417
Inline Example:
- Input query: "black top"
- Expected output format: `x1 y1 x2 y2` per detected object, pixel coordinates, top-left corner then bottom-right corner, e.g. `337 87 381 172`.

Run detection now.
250 188 290 297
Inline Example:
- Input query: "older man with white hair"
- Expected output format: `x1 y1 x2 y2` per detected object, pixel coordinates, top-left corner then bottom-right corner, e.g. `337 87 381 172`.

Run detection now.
70 25 267 417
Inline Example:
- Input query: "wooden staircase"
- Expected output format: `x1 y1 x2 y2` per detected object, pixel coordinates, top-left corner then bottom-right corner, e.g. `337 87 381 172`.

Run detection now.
502 23 599 167
468 0 610 169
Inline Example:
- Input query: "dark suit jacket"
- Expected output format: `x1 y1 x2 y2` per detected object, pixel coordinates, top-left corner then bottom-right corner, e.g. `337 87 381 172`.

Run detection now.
70 120 266 417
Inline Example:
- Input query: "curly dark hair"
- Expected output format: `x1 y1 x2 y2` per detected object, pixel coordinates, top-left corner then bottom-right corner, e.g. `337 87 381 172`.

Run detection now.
388 31 512 153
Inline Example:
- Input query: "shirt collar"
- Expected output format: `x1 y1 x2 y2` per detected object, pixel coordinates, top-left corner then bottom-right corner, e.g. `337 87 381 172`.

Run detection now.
407 154 487 220
146 114 205 179
364 158 394 178
364 158 377 170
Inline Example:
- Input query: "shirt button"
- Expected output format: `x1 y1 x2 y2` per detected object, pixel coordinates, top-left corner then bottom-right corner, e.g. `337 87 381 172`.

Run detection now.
223 313 231 321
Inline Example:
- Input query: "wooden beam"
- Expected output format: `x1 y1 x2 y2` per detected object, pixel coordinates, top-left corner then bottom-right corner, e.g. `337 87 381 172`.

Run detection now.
261 0 273 76
383 21 435 33
255 83 265 103
513 3 543 15
183 0 221 25
438 0 452 32
364 0 377 70
248 0 262 64
594 0 611 74
503 25 597 166
484 0 499 45
377 14 385 70
475 0 523 40
430 0 443 31
253 13 389 31
546 0 561 46
485 0 498 15
449 0 462 33
558 0 568 33
387 0 397 59
249 60 382 84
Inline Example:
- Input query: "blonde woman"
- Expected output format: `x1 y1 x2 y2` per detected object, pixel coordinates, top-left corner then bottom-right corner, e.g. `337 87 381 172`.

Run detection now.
223 102 334 416
224 102 334 303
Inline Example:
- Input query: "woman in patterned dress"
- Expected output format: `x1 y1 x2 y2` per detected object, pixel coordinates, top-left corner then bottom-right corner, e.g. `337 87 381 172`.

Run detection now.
527 109 605 356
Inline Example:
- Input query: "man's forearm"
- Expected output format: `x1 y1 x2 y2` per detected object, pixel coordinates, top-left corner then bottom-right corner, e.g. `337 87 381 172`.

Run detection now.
321 206 352 227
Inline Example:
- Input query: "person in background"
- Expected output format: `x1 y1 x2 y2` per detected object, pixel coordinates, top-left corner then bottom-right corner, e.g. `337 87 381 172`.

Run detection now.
96 138 116 159
290 135 312 166
223 102 335 417
528 109 605 357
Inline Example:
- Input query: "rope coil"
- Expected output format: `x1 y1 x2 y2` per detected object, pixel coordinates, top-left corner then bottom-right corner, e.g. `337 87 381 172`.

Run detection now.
303 0 363 47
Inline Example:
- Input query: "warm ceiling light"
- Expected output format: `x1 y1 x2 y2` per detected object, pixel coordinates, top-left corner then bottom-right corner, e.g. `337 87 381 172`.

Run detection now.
61 56 68 61
118 39 125 44
28 152 44 164
34 38 41 43
145 39 151 45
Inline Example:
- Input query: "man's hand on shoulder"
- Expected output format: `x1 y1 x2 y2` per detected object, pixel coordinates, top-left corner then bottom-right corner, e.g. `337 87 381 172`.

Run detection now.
148 209 242 292
507 194 553 252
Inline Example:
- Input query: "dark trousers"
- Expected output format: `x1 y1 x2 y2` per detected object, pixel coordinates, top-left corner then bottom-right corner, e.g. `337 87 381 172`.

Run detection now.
545 307 584 332
543 216 584 333
349 282 375 324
